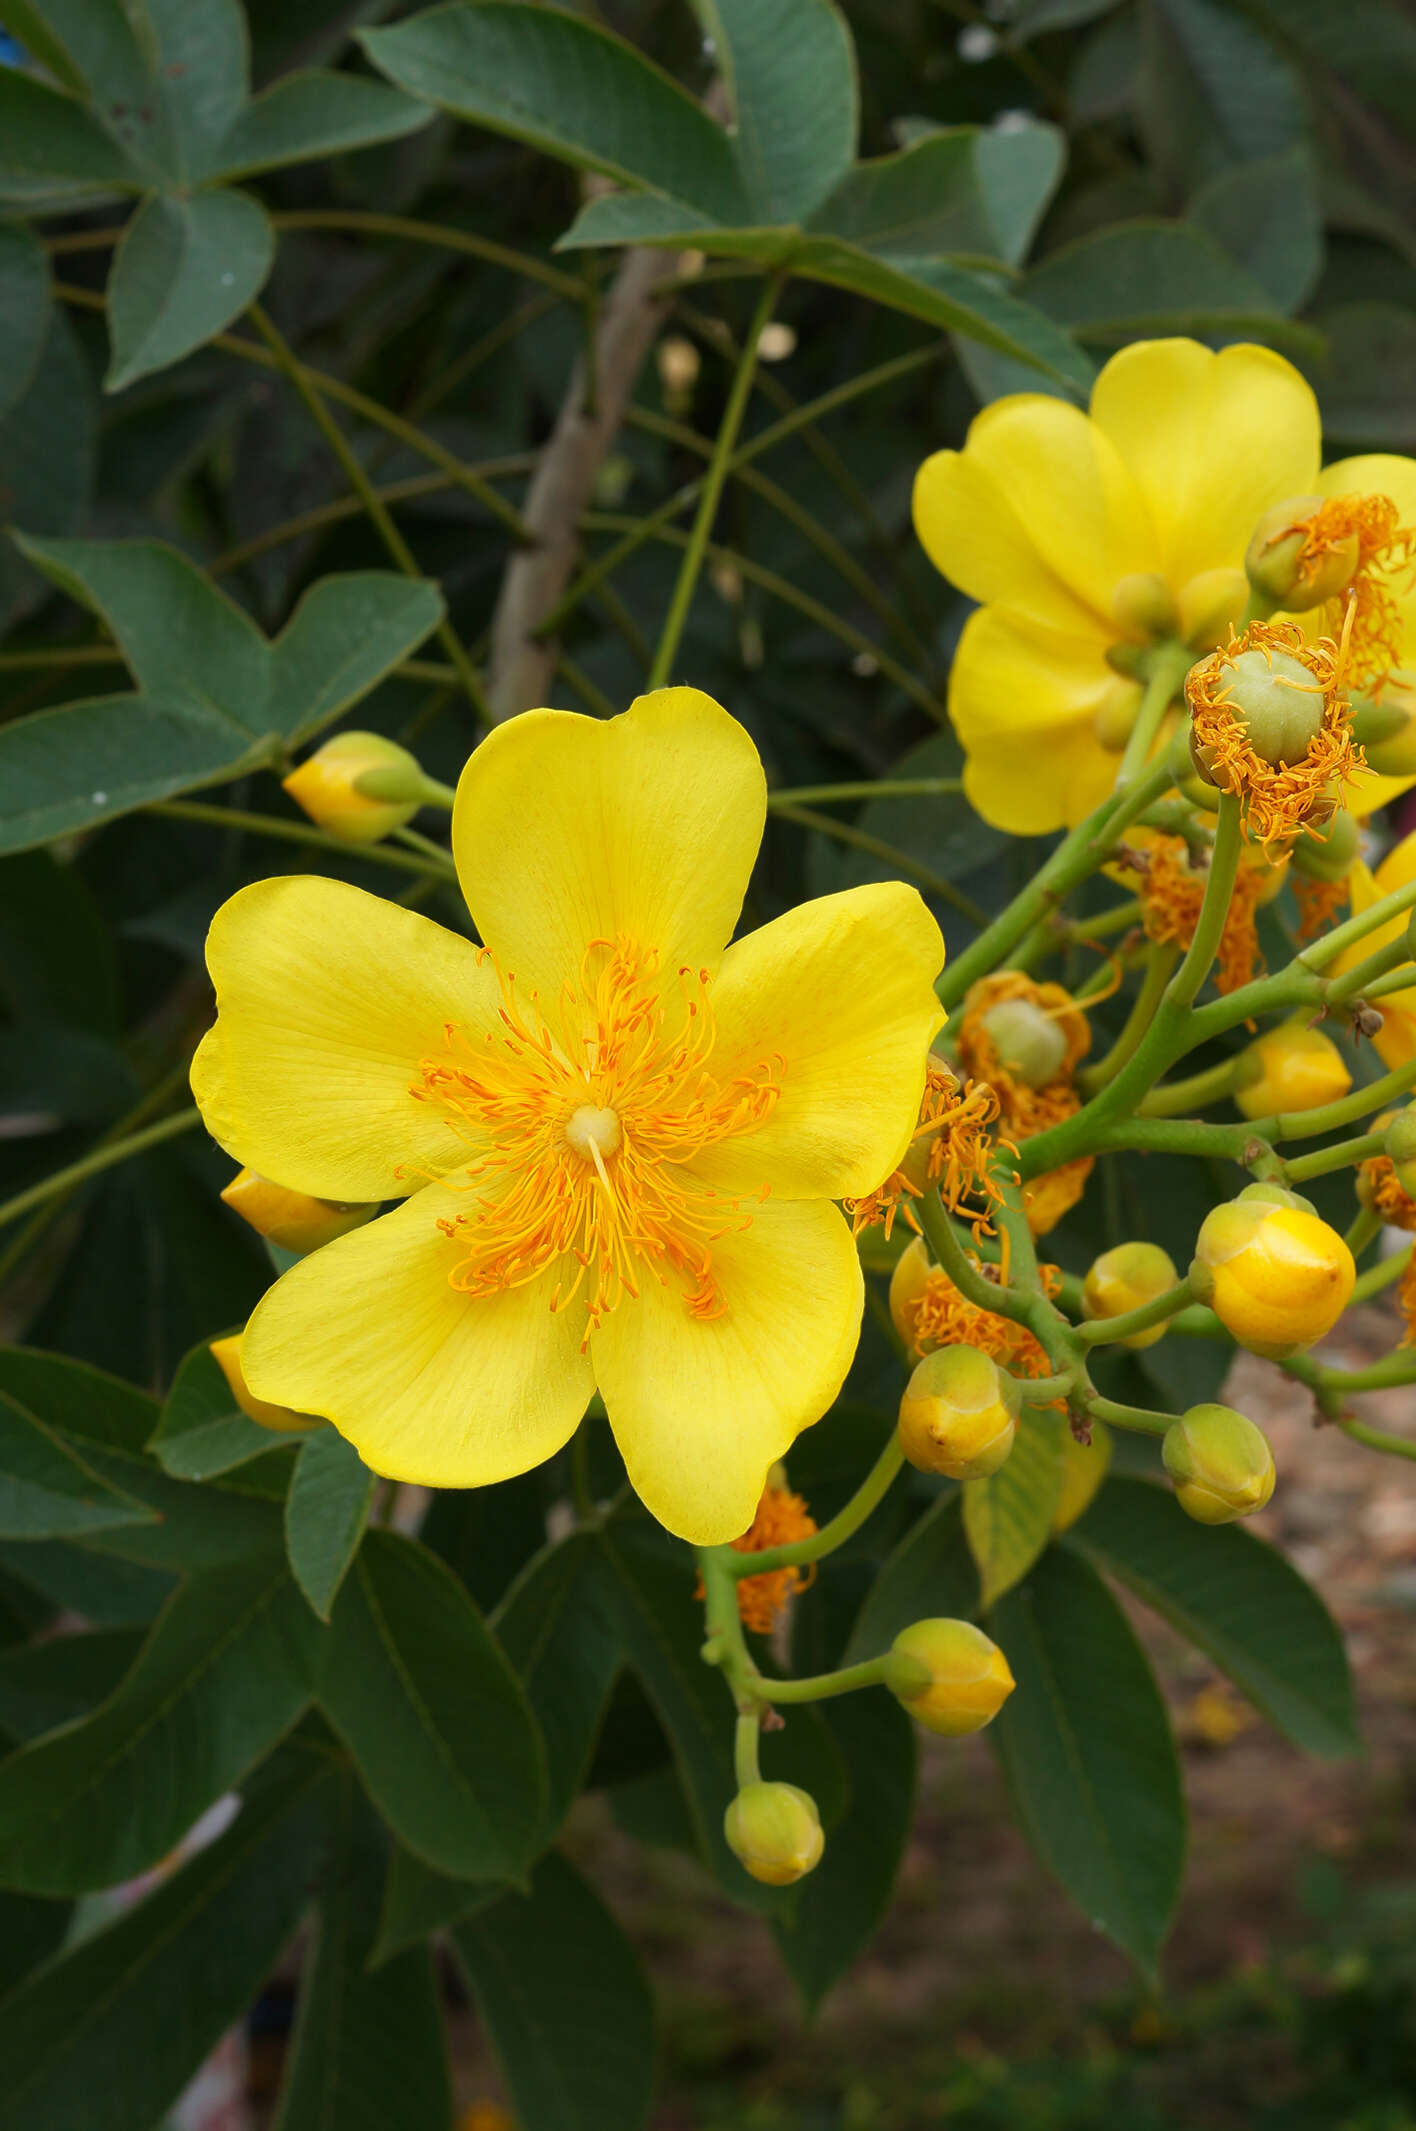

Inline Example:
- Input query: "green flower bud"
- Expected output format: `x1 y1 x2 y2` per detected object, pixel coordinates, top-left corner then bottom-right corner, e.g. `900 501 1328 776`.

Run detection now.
886 1618 1015 1737
1093 676 1144 752
1291 809 1361 884
979 998 1068 1089
897 1345 1020 1479
1163 1403 1276 1525
1177 566 1248 652
1357 675 1416 776
1191 647 1327 782
723 1782 824 1885
283 731 430 845
1245 496 1358 609
1111 572 1180 644
1083 1242 1179 1350
1385 1106 1416 1199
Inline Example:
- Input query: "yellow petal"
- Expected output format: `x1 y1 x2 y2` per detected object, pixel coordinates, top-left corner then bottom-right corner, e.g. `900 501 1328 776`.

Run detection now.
193 876 499 1202
1089 339 1321 588
1317 451 1416 670
452 687 766 1010
948 604 1121 834
590 1197 862 1544
1334 846 1416 1071
241 1184 593 1485
690 884 944 1200
912 445 1105 634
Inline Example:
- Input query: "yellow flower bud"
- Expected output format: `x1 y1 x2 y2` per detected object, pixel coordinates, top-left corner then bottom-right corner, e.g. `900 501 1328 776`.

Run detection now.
1162 1403 1276 1524
1290 809 1360 884
1051 1421 1113 1533
1110 572 1180 645
209 1334 321 1434
1177 566 1248 652
1356 673 1416 776
1246 495 1359 609
219 1168 378 1255
1234 1025 1352 1121
1385 1106 1416 1199
888 1233 934 1353
886 1618 1015 1737
897 1345 1019 1479
1191 1183 1355 1358
1082 1242 1179 1349
723 1782 824 1885
282 731 430 845
1191 645 1327 779
978 997 1068 1090
1093 675 1144 752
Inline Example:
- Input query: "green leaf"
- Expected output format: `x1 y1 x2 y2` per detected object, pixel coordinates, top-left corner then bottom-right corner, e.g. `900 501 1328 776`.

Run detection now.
0 1347 155 1454
842 1492 979 1663
973 120 1068 267
208 69 433 180
0 220 50 423
1139 0 1307 192
0 538 442 853
1314 303 1416 449
370 1841 498 1968
1023 218 1308 346
0 68 141 207
0 1389 155 1541
285 1427 375 1621
963 1408 1066 1611
1070 1476 1358 1757
696 0 857 223
0 310 98 627
492 1531 623 1840
273 1788 451 2131
990 1546 1185 1979
316 1529 546 1883
814 123 1063 269
361 1 751 223
105 188 275 392
0 1626 145 1742
1189 144 1321 312
149 1338 277 1482
0 1551 318 1894
0 1891 71 2000
771 1690 914 2013
0 1540 174 1629
0 1745 336 2131
130 0 248 180
1013 0 1125 36
452 1850 656 2131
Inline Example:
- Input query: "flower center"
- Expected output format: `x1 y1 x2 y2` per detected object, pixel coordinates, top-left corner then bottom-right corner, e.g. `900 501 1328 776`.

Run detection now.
407 937 781 1341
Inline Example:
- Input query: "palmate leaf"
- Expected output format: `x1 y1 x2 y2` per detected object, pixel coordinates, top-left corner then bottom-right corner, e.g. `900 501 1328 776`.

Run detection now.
693 0 857 223
0 221 50 424
0 536 442 854
284 1426 376 1622
105 188 275 392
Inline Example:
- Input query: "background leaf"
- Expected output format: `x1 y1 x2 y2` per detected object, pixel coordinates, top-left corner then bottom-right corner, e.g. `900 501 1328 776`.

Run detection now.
284 1426 376 1621
105 188 275 392
962 1408 1066 1610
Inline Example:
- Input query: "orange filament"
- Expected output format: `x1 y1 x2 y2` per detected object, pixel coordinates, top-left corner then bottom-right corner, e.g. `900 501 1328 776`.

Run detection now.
844 1061 1009 1245
1401 1258 1416 1349
899 1258 1063 1382
727 1484 818 1633
1137 833 1263 994
1294 872 1350 942
1289 493 1416 683
408 937 781 1342
1186 621 1360 855
1359 1155 1416 1233
955 973 1094 1236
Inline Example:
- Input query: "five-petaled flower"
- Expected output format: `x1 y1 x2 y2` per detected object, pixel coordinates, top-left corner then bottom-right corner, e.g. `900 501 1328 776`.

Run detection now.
192 688 944 1543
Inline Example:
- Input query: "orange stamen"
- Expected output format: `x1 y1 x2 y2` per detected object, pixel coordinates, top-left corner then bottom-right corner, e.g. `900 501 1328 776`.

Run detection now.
1186 620 1361 856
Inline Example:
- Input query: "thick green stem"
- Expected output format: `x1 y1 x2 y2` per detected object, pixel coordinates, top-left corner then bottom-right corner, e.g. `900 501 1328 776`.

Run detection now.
1080 944 1179 1095
734 1713 762 1787
730 1435 906 1579
1289 1136 1388 1189
1078 1275 1196 1348
1084 1394 1174 1438
1137 1053 1254 1119
1324 937 1415 1009
0 1109 201 1233
744 1656 893 1704
647 274 782 689
1170 791 1244 1009
1114 643 1192 792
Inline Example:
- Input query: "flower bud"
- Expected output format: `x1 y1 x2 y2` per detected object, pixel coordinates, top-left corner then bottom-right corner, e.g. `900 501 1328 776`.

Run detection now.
1177 567 1248 652
283 732 430 845
1082 1241 1178 1349
888 1233 933 1354
1052 1421 1112 1533
1111 572 1180 645
1191 1183 1355 1358
1246 495 1359 609
1356 674 1416 776
220 1168 378 1255
897 1345 1019 1479
885 1618 1015 1736
1234 1025 1352 1121
979 998 1068 1089
723 1782 823 1885
1385 1106 1416 1199
1291 809 1360 884
209 1334 321 1434
1093 675 1144 751
1163 1403 1276 1524
1191 646 1327 779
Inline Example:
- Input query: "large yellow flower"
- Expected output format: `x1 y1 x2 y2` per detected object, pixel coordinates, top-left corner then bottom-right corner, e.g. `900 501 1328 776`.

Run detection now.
1305 453 1416 817
913 339 1321 833
1336 828 1416 1071
191 688 944 1543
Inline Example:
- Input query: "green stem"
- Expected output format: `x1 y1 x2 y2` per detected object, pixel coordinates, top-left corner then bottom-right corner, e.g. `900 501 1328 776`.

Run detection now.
1068 899 1144 943
1288 1135 1388 1188
0 1109 201 1233
147 801 458 882
648 274 782 689
1339 1418 1416 1462
1324 937 1415 1008
770 803 988 926
734 1712 762 1787
1137 1053 1253 1119
1343 1203 1384 1256
1352 1239 1413 1302
1080 944 1178 1094
1114 644 1192 791
1298 874 1416 973
247 301 487 723
744 1656 892 1704
1084 1394 1174 1438
729 1435 906 1580
1170 791 1244 1010
271 208 586 302
1078 1275 1196 1348
767 778 963 807
207 462 536 578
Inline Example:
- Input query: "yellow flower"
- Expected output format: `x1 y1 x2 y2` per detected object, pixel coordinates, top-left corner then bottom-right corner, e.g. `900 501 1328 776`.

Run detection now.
913 339 1321 832
1302 453 1416 815
191 688 944 1545
1333 827 1416 1071
209 1334 320 1434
